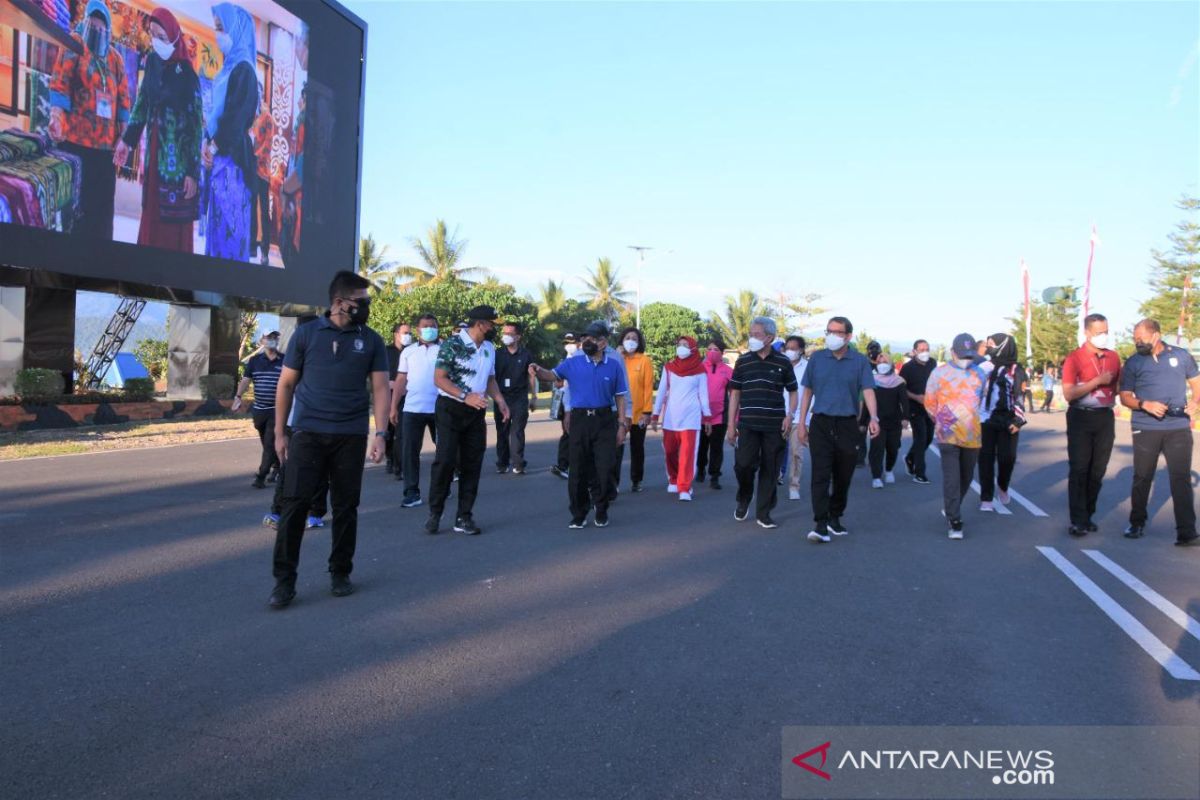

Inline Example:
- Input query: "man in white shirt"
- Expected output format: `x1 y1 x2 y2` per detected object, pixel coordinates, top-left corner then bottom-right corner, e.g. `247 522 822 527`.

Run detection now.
390 313 441 509
783 336 808 501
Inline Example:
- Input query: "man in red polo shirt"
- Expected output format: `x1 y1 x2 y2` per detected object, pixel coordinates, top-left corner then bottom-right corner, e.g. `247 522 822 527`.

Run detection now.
1061 313 1121 537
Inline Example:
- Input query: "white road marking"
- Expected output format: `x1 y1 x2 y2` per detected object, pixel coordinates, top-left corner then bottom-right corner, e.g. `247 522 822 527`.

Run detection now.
925 445 1048 517
1083 550 1200 642
1036 546 1200 681
1005 488 1050 518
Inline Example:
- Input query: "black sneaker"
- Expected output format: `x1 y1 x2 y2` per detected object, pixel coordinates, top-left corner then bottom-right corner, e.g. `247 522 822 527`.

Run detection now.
734 504 750 522
424 514 441 535
268 582 296 609
330 574 355 597
806 524 831 543
710 477 722 490
496 465 509 474
1085 520 1098 533
1123 524 1145 539
828 518 849 537
267 469 279 484
454 516 482 535
550 465 568 480
904 455 914 476
252 476 267 489
512 466 525 475
1068 525 1087 538
949 519 964 540
912 475 931 485
595 510 610 528
569 517 588 529
1175 535 1200 547
756 515 778 530
631 482 643 493
402 496 423 509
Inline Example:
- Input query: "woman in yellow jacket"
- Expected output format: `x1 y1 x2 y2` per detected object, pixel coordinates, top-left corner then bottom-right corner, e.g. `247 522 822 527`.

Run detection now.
615 327 656 493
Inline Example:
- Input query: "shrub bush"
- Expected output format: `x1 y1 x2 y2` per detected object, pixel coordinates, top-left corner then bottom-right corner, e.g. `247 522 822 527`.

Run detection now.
123 378 155 401
199 373 235 401
14 368 65 401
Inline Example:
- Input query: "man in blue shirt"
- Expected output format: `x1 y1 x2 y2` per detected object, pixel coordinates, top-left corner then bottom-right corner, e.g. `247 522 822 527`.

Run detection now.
233 331 283 488
268 271 391 608
1118 318 1200 546
532 322 629 529
797 316 880 542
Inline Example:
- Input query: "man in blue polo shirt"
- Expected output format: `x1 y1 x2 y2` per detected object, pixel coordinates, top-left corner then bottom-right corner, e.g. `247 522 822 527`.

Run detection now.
268 270 391 608
532 321 629 529
796 316 880 543
1118 318 1200 546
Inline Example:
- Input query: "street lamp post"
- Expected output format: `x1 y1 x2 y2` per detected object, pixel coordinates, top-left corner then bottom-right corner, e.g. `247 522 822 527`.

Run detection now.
628 245 653 329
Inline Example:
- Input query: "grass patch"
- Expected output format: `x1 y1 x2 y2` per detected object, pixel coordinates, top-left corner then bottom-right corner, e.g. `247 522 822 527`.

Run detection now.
0 416 259 460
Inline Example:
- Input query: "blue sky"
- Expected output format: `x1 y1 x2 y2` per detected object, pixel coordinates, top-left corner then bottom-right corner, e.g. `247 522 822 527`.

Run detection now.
348 1 1198 346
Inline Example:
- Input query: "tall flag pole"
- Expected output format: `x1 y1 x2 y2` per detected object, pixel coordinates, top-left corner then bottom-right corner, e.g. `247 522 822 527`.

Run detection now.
1080 224 1099 344
1179 272 1193 345
1022 258 1032 365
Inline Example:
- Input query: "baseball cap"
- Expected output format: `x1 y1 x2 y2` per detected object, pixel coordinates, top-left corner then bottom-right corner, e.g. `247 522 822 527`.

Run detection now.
466 305 498 323
562 332 578 344
583 321 610 339
951 333 977 359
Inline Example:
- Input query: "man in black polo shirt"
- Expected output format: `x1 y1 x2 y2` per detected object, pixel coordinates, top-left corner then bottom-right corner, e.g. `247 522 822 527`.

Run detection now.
797 316 879 543
725 317 798 529
1118 318 1200 546
233 331 283 488
268 271 391 608
900 338 937 485
494 320 536 474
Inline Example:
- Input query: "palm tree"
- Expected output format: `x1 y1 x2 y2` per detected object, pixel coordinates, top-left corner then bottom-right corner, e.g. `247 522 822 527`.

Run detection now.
394 220 488 287
357 234 401 291
709 289 771 346
537 279 568 321
580 258 632 323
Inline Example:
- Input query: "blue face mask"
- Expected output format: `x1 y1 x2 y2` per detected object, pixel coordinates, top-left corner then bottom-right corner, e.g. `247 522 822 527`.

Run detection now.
420 327 438 343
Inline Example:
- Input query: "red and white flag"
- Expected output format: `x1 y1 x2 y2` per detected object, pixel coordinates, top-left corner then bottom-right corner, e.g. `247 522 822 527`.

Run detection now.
1080 224 1099 344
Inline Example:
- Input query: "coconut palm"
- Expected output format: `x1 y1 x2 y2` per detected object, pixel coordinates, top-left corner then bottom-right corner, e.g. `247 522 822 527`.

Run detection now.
580 258 632 323
709 289 771 347
357 234 402 291
394 220 488 287
537 279 568 321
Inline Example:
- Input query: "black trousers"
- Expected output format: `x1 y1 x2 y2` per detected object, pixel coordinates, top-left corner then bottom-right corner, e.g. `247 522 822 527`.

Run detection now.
250 171 272 255
1066 407 1115 526
868 422 902 479
808 414 860 524
401 411 437 500
568 408 618 519
697 423 727 479
979 422 1019 502
429 397 486 520
906 412 934 478
734 425 786 520
495 397 530 470
273 431 366 583
60 142 116 239
614 423 647 488
556 417 570 471
252 407 279 480
1041 388 1054 412
1130 427 1196 538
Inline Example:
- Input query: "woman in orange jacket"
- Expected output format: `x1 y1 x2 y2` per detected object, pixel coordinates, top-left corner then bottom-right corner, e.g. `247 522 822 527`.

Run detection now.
615 327 655 493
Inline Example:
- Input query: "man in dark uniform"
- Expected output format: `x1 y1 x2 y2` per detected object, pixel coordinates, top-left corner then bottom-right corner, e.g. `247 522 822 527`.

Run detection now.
385 322 413 477
494 320 536 474
233 331 283 488
900 338 937 485
532 322 629 529
268 271 391 609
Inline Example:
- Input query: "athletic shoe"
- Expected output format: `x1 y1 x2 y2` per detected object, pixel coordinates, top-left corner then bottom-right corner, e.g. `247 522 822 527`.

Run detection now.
454 516 482 535
305 516 325 529
913 475 931 485
709 477 722 490
550 466 569 480
997 489 1010 505
1123 524 1145 539
401 496 423 509
267 469 279 484
595 510 610 527
807 525 831 543
980 502 994 512
268 582 296 609
569 517 588 529
512 466 525 475
828 518 849 536
679 492 692 502
777 474 785 485
667 484 679 494
1175 535 1200 547
948 519 964 540
631 482 643 493
496 465 509 474
884 471 896 484
756 516 778 530
871 479 883 489
330 574 355 597
734 504 749 522
1068 525 1087 538
252 476 267 489
788 489 801 501
904 455 914 475
1084 520 1098 533
424 515 440 535
262 513 279 529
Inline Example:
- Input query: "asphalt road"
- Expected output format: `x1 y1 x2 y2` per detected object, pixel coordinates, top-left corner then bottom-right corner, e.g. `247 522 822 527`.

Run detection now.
1 411 1197 799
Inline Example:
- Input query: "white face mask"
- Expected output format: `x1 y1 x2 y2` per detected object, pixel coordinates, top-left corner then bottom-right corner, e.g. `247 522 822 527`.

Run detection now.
399 333 413 347
565 344 578 356
216 31 233 54
623 339 638 353
501 334 516 347
151 37 176 61
978 360 995 374
956 358 975 368
916 351 931 363
876 362 892 375
786 349 801 362
747 337 766 353
825 334 846 351
1089 333 1109 350
676 345 692 359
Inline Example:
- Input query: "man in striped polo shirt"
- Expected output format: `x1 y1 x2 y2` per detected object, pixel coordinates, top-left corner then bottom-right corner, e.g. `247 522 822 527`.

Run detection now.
234 331 284 489
725 317 799 529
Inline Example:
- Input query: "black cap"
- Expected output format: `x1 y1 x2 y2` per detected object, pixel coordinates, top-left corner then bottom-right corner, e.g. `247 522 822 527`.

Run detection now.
866 340 882 358
265 330 280 338
583 321 610 339
466 305 498 323
562 332 578 343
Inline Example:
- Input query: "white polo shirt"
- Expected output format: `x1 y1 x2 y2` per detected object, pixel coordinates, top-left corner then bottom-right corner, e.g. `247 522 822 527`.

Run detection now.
398 342 441 414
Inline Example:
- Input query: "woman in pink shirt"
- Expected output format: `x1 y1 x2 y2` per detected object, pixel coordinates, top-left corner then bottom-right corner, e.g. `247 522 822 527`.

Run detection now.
652 336 713 500
698 338 734 490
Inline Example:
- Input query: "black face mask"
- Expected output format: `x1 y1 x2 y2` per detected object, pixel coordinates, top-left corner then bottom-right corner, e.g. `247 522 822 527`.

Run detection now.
346 299 370 325
85 26 106 54
482 326 496 342
582 340 600 356
1135 341 1154 356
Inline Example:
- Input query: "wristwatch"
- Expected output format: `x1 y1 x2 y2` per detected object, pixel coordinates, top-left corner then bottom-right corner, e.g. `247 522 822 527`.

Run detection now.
374 431 387 438
459 389 469 402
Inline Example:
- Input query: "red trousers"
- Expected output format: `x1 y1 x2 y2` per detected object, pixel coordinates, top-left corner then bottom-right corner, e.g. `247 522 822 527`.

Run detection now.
663 429 699 493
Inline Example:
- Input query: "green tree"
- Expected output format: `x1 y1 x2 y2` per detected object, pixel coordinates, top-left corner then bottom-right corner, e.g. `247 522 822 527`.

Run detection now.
238 311 260 361
1009 286 1081 368
708 289 771 347
617 302 705 380
580 257 632 323
394 220 487 287
133 338 168 382
765 289 826 335
357 233 402 291
537 279 568 321
1138 196 1198 340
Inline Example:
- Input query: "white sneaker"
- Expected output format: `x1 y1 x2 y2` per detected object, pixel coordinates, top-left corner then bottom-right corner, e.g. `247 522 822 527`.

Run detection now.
980 502 994 512
871 479 884 489
948 529 964 540
679 491 692 501
667 484 679 494
884 471 896 484
789 488 800 501
997 489 1010 505
807 528 831 543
